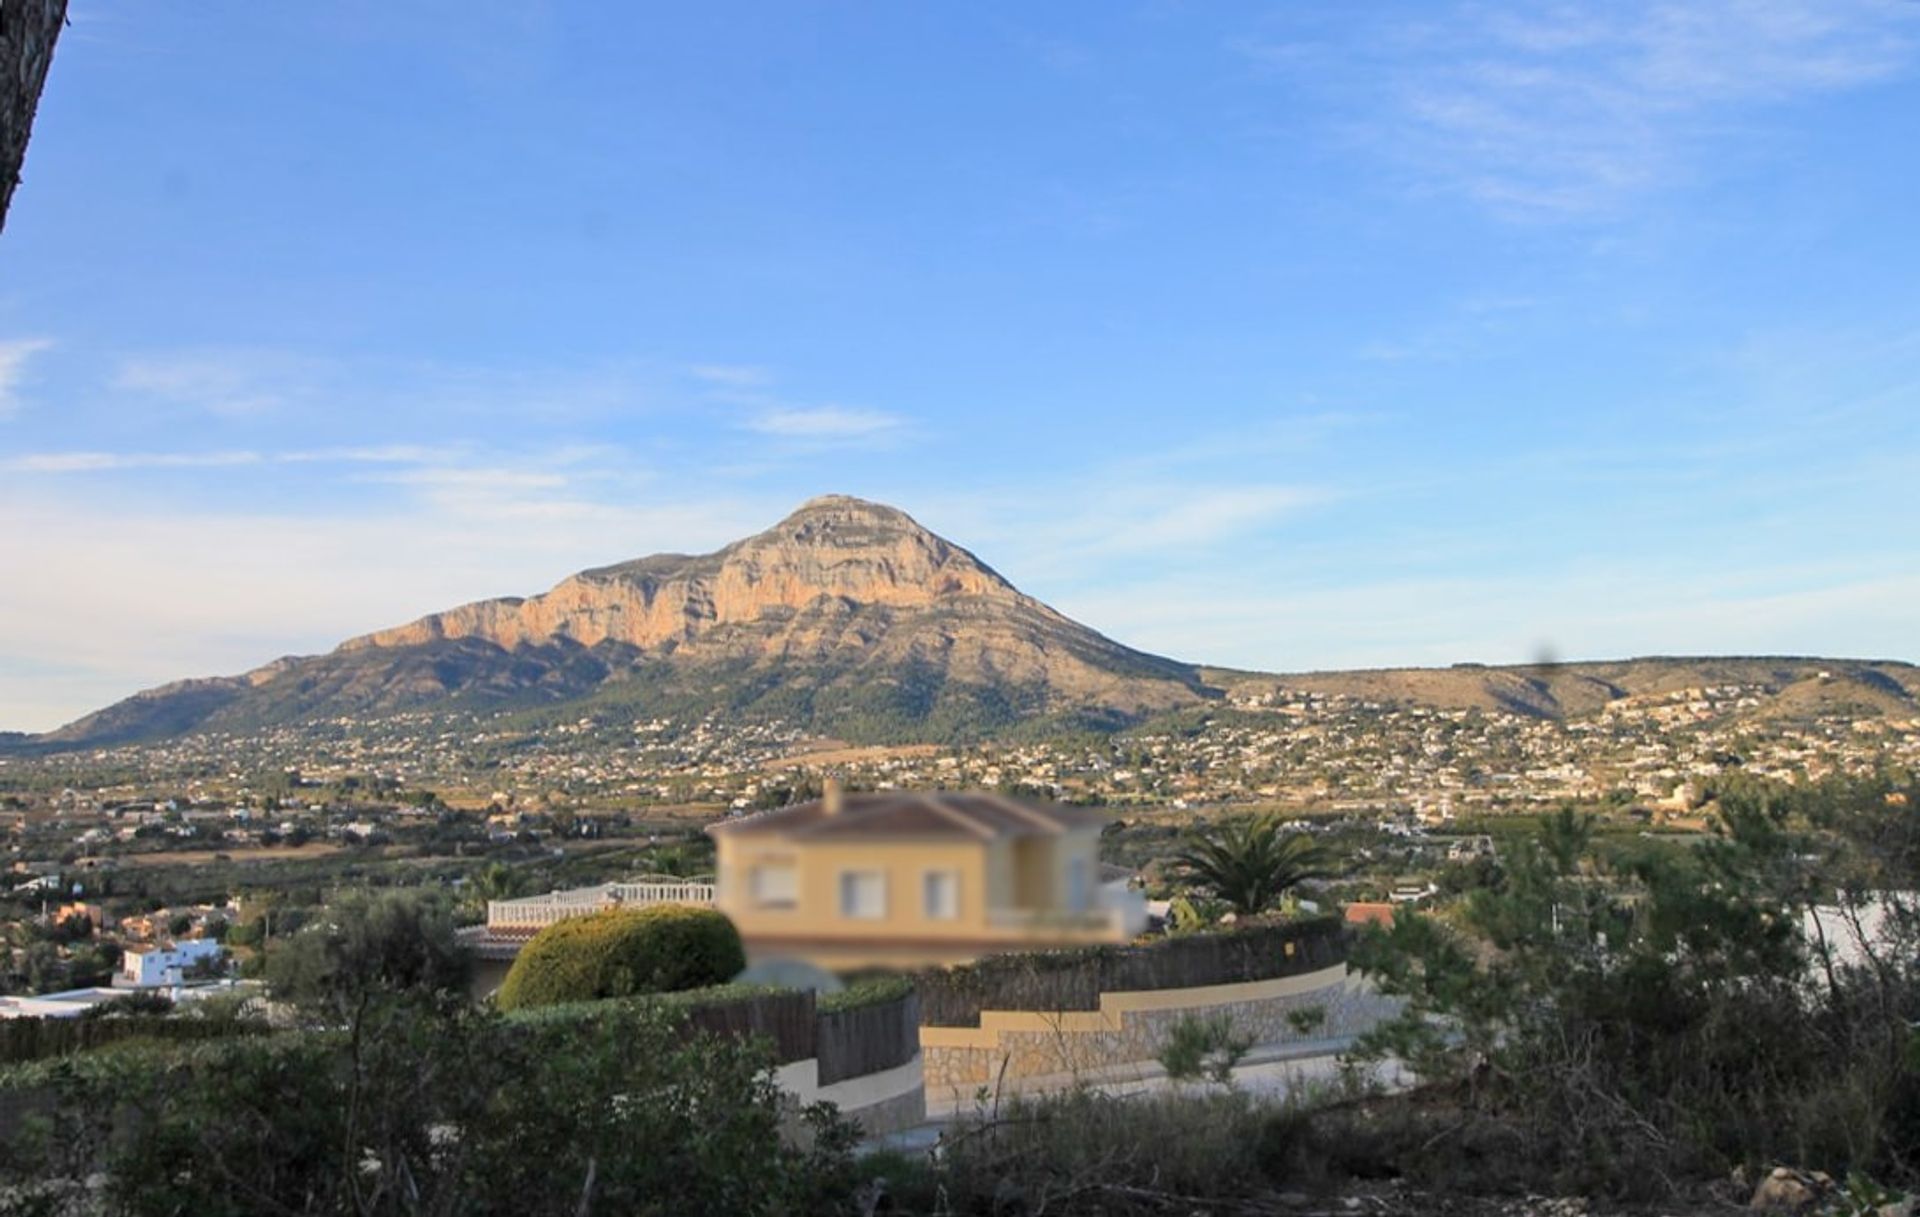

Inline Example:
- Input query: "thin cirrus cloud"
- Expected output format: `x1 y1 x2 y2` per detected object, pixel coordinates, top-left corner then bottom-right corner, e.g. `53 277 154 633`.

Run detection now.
0 446 461 475
0 338 53 418
688 363 774 390
1277 0 1920 218
111 350 321 417
686 364 910 444
1 450 265 474
742 405 906 440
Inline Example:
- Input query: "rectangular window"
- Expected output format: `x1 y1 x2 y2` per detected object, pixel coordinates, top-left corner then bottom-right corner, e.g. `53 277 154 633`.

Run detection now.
923 870 960 920
749 863 797 909
1066 857 1090 912
838 871 886 920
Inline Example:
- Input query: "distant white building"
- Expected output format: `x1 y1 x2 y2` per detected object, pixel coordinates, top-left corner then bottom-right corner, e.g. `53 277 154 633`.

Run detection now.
118 939 224 988
0 987 127 1019
0 980 252 1019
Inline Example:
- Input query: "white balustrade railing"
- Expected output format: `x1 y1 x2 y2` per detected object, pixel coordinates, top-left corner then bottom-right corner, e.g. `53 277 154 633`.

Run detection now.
487 880 716 930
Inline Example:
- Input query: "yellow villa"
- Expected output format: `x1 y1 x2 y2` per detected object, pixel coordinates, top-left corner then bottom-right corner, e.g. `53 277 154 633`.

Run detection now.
708 782 1146 969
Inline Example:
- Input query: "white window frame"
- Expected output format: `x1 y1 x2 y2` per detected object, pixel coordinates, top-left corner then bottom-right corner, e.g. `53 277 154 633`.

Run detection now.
748 861 798 910
838 870 887 920
1066 857 1091 912
922 869 961 921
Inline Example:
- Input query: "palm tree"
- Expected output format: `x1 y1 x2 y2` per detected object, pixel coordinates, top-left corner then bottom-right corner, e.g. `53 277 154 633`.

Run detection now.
1171 814 1328 918
461 862 524 920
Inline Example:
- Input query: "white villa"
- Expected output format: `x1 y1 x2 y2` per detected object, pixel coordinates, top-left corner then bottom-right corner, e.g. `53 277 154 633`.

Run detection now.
117 938 224 989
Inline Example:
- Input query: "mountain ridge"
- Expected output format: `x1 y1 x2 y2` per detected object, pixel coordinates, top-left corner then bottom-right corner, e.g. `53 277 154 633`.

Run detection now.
16 496 1920 750
32 496 1215 747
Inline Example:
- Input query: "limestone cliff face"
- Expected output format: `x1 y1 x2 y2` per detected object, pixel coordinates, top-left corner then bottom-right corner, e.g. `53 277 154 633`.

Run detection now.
35 496 1216 747
342 496 1022 655
329 495 1202 713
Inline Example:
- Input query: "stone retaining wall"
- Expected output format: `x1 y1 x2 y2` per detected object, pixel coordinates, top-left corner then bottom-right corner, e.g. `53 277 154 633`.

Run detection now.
920 963 1384 1096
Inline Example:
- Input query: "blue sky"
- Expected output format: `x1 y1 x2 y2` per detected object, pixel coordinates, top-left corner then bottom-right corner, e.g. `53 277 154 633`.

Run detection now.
2 1 1918 731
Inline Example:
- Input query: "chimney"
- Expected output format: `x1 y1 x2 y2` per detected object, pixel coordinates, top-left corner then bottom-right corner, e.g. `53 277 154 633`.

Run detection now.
822 775 844 816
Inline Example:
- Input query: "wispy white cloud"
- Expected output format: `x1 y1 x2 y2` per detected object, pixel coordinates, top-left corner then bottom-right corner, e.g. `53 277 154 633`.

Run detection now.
742 405 905 440
1113 486 1322 552
2 450 264 474
1 446 460 475
0 338 53 418
1306 0 1920 218
688 363 773 389
915 479 1327 588
112 350 319 417
106 349 657 427
684 364 914 447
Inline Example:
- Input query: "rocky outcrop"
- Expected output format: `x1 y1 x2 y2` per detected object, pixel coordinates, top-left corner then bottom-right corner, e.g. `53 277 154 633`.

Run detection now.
343 496 1027 654
34 496 1215 746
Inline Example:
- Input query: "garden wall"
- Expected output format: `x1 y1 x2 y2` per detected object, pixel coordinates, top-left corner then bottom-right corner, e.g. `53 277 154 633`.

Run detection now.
675 985 926 1137
912 920 1390 1097
919 963 1379 1094
914 917 1347 1027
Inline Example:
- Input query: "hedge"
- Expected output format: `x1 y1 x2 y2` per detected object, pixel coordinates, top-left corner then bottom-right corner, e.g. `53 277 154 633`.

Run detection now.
915 916 1347 1027
495 904 746 1011
0 1015 271 1066
506 984 818 1065
818 974 914 1014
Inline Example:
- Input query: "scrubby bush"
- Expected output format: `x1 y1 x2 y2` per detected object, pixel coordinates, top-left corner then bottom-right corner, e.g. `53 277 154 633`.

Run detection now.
0 993 857 1216
265 888 471 1018
1352 777 1920 1197
930 1087 1290 1215
1157 1011 1252 1083
496 904 745 1011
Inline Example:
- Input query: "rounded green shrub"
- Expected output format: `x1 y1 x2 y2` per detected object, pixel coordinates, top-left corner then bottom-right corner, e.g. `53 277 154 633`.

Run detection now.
495 904 746 1012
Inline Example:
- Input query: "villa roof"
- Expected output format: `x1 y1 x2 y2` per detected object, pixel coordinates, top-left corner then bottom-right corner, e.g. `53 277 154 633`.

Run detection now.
708 790 1106 843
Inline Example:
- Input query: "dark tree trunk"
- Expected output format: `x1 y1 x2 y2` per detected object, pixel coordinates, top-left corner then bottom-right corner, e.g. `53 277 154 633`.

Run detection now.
1 0 67 235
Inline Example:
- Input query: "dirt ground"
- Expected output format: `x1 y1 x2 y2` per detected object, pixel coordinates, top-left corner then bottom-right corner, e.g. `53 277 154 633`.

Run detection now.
762 741 943 769
115 841 343 867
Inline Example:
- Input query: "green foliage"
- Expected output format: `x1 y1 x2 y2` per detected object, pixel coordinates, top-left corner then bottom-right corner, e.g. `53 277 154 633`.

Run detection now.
75 992 172 1021
501 981 783 1025
1157 1012 1253 1083
1837 1172 1908 1217
1283 1004 1326 1036
495 904 745 1011
1352 780 1920 1196
264 888 472 1018
815 973 913 1014
1171 814 1329 917
932 1087 1292 1215
0 1014 268 1067
0 992 858 1216
1165 893 1227 934
459 861 525 918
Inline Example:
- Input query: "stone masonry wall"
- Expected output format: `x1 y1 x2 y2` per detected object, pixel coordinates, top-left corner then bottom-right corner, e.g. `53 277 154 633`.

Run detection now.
922 966 1395 1095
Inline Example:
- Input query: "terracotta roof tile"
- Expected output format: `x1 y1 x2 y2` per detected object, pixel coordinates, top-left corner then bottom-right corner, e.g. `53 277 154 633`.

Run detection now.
709 790 1106 842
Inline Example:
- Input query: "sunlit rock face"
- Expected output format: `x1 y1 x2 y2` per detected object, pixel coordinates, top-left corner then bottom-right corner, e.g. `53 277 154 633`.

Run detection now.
348 496 1020 653
43 496 1213 746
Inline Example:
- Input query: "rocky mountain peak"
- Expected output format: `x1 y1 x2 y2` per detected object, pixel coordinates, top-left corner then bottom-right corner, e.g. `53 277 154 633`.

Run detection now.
35 496 1214 748
346 495 1019 655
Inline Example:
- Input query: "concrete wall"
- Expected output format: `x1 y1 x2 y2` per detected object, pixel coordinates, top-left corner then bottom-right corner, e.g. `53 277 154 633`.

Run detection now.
920 963 1378 1098
773 1052 926 1137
